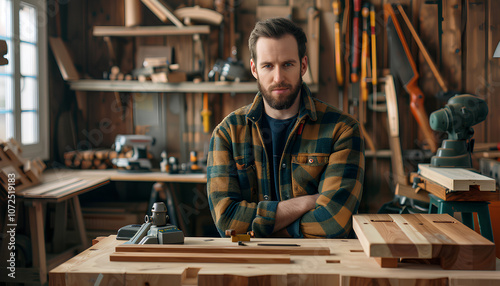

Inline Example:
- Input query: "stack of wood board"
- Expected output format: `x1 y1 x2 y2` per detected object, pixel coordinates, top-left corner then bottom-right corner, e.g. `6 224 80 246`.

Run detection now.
0 138 46 192
352 213 496 270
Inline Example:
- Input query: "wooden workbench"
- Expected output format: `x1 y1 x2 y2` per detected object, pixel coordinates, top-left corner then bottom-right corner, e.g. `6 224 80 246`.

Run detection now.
49 235 500 285
2 169 206 285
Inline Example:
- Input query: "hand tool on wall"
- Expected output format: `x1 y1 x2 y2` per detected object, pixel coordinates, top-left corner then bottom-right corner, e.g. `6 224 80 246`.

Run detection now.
201 93 212 133
332 0 344 110
350 0 362 83
396 5 454 100
384 4 438 153
370 4 378 113
358 4 376 154
360 4 370 124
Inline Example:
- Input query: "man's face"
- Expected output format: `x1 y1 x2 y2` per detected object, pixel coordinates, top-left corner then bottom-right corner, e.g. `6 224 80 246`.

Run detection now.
250 34 308 110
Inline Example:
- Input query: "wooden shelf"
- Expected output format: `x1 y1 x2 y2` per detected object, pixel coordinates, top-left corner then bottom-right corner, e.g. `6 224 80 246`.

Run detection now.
93 25 211 36
69 79 319 94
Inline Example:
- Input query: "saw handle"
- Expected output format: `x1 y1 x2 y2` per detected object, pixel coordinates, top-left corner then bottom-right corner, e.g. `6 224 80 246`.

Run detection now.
406 80 438 152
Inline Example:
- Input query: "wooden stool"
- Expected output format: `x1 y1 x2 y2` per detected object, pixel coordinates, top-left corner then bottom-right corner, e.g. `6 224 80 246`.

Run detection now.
428 194 494 242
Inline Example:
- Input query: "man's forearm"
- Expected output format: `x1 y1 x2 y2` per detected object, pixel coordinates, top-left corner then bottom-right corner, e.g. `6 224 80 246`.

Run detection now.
272 194 319 233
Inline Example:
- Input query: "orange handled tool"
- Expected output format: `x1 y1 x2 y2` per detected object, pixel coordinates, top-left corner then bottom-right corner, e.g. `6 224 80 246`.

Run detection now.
370 4 377 103
201 93 212 133
350 0 362 83
360 4 369 103
332 0 343 87
385 4 438 152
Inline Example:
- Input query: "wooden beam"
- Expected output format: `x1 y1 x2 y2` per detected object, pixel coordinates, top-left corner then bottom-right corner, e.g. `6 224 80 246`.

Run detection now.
115 244 330 256
93 25 210 37
110 252 291 264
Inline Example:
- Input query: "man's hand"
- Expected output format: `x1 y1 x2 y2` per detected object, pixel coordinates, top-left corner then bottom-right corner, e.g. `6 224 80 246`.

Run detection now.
273 193 320 233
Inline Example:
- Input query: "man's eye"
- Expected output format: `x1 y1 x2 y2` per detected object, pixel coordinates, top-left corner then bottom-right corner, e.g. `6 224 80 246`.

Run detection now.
284 63 293 67
262 64 271 68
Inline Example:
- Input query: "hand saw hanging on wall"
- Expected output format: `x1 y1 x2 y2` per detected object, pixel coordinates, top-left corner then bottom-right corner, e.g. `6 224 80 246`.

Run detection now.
384 4 438 153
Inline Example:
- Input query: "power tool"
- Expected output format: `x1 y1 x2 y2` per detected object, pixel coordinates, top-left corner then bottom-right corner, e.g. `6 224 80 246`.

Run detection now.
112 134 154 171
123 202 184 244
429 94 488 168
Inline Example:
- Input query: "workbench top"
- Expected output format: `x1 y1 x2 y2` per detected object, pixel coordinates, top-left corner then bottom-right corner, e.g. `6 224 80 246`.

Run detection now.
49 235 500 286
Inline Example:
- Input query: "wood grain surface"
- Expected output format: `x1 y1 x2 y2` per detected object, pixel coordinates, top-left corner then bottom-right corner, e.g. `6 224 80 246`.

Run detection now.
50 235 500 286
110 252 291 264
353 214 496 270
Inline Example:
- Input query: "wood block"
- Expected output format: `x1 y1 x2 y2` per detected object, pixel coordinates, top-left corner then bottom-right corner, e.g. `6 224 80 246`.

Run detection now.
374 257 399 268
115 244 330 256
418 164 496 191
231 234 250 242
411 172 500 201
110 252 291 264
353 214 496 270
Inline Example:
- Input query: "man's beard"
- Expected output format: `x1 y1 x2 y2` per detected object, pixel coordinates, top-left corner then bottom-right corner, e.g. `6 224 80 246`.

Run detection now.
258 77 302 110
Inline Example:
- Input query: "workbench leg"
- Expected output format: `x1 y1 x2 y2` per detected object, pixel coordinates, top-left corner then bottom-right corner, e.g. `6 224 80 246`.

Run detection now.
52 201 68 253
71 197 89 250
477 207 494 243
29 201 47 285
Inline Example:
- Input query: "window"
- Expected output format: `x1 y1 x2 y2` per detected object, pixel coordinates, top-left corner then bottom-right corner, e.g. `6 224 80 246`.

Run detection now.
0 0 48 159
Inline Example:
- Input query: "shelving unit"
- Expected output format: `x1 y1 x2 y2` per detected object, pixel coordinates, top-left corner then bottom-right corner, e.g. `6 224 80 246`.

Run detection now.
69 79 319 94
93 25 210 36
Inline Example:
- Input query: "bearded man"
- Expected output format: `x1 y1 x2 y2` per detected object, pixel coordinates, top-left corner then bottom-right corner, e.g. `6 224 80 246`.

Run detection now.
207 17 365 238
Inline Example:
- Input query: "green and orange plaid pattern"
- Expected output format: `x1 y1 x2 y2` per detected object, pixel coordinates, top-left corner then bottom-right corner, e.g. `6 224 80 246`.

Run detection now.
207 83 365 238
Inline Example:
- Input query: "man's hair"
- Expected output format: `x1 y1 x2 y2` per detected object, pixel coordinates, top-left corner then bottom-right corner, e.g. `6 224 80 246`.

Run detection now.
248 17 307 62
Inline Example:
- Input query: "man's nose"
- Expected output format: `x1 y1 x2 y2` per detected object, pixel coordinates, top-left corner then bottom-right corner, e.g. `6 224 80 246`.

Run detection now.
273 67 284 83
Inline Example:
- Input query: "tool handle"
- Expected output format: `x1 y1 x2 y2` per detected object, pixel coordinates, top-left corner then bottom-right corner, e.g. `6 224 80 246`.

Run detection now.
333 0 344 86
350 0 362 83
406 80 438 152
360 5 369 102
370 5 377 87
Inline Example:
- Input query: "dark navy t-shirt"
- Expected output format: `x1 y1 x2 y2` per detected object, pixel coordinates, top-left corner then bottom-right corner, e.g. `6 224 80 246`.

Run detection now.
261 113 297 201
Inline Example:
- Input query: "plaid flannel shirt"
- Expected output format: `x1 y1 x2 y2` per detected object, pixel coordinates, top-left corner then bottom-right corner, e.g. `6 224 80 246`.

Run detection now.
207 83 365 238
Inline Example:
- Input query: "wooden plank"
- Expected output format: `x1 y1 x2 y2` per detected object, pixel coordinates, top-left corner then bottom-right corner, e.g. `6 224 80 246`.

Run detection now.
48 37 80 81
464 0 487 142
418 164 496 192
140 0 184 27
93 25 210 37
410 172 500 201
115 244 330 256
110 252 291 264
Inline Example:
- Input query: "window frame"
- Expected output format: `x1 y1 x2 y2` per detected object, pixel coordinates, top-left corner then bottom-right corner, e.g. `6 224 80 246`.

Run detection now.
2 0 49 159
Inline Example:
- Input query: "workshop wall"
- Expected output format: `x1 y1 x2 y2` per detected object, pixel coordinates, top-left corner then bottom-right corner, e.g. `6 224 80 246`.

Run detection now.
48 0 500 216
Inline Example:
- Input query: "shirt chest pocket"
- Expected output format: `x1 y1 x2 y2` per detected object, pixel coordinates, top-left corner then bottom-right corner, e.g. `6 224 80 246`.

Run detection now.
291 154 329 196
236 162 259 202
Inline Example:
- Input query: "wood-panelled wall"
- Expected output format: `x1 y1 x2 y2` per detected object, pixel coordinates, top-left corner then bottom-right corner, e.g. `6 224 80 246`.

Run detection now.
48 0 500 214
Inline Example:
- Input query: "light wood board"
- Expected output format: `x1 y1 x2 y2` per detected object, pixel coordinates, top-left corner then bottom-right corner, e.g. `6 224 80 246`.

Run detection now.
353 213 496 270
116 244 330 256
418 164 496 191
48 37 79 81
110 252 291 264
